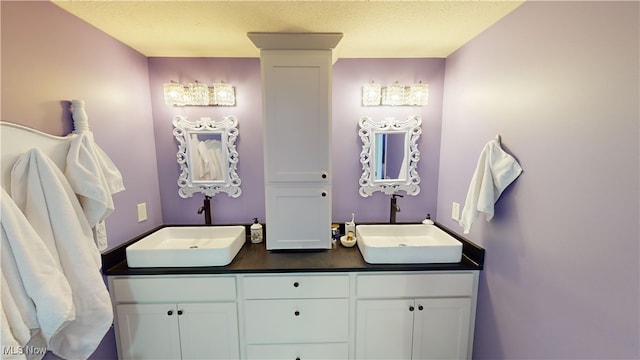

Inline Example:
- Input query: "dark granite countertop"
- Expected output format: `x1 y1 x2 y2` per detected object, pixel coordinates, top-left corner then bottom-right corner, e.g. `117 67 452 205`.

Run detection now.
103 223 484 276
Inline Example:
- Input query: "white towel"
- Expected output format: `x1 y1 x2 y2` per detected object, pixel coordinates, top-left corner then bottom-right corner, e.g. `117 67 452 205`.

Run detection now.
11 148 113 360
459 137 522 234
1 188 75 347
65 131 124 251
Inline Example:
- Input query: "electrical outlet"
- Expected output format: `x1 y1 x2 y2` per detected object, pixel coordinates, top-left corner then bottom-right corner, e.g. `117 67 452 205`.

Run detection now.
451 202 460 221
137 202 147 222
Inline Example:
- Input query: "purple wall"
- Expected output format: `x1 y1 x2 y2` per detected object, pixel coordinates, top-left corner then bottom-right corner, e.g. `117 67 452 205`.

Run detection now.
438 2 639 359
1 1 163 250
148 57 445 225
1 2 162 359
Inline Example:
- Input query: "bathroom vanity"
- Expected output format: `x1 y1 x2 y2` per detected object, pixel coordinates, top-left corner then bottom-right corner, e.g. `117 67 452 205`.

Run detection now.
104 224 483 360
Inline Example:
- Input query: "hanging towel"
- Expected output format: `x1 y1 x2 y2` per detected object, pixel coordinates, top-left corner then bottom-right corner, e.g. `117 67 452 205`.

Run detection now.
11 148 113 360
1 188 75 349
459 137 522 234
65 131 124 251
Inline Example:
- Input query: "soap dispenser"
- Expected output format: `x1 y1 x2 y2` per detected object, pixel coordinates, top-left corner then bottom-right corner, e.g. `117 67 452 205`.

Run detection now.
250 218 263 243
345 213 356 240
422 214 434 225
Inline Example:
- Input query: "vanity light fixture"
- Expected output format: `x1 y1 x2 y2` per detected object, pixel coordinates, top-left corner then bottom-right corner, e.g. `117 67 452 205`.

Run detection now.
362 81 429 106
163 80 236 106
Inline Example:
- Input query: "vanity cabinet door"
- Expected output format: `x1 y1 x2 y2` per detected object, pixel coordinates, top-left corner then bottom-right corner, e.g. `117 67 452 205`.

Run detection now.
412 298 471 360
178 302 240 360
265 186 331 250
355 299 415 360
355 298 472 360
115 302 240 360
116 303 182 360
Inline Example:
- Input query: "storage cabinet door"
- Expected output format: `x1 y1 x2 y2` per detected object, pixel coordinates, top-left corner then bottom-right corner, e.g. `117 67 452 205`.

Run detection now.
355 299 415 360
262 51 331 183
412 298 471 360
178 302 240 360
265 186 331 250
116 303 181 360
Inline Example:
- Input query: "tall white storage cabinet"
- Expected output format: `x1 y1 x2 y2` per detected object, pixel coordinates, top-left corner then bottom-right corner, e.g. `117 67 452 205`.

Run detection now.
249 33 343 250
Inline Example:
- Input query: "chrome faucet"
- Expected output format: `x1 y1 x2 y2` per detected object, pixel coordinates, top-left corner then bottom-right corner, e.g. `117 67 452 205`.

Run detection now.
390 194 403 223
197 195 212 225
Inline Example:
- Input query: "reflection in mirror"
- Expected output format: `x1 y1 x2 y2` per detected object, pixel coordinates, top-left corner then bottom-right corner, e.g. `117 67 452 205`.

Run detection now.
173 116 241 198
359 115 422 197
374 133 407 181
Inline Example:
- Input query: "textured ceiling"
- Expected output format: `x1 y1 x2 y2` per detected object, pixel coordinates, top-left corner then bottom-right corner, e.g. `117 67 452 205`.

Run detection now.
52 0 524 58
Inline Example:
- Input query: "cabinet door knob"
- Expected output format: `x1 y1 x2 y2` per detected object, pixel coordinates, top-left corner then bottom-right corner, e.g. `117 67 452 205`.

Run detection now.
167 310 173 316
321 173 327 179
296 357 301 360
177 310 183 315
409 306 415 312
294 310 300 316
293 281 300 287
321 191 327 197
418 305 424 311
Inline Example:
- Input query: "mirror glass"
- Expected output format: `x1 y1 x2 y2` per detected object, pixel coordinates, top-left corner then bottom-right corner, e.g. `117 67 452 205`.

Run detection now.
358 115 422 197
173 116 241 198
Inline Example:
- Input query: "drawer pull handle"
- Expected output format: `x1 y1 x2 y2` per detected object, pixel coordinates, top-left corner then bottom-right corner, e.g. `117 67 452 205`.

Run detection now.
177 310 183 315
294 310 300 316
293 281 300 288
418 305 424 311
409 306 415 312
167 310 173 316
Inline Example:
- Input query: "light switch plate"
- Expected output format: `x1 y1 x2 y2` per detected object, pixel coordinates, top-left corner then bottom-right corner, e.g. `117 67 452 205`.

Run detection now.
452 202 460 221
137 202 147 222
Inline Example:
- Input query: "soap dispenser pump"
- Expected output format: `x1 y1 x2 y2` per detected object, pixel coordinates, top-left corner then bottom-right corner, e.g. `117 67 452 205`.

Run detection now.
250 218 263 243
422 214 434 225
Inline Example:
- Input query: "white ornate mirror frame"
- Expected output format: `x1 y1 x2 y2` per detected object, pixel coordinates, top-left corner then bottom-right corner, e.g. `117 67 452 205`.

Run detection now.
173 115 241 198
358 115 422 197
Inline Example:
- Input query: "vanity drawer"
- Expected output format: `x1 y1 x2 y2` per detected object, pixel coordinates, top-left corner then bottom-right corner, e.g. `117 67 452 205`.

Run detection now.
112 276 236 303
356 272 474 298
246 343 349 359
243 274 349 299
244 299 348 343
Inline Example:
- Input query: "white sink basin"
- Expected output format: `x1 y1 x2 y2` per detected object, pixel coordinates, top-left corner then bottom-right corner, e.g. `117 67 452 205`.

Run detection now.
126 226 246 268
355 224 462 264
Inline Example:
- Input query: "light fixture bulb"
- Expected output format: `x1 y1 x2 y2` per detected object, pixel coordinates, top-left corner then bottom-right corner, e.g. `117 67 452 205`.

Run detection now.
408 82 429 106
163 82 186 106
382 82 405 106
362 83 382 106
212 83 236 106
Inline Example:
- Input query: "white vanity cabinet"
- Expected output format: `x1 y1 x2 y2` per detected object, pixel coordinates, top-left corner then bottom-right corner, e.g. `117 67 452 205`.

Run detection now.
109 276 240 360
250 33 342 250
109 270 479 360
355 272 477 360
241 274 350 359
